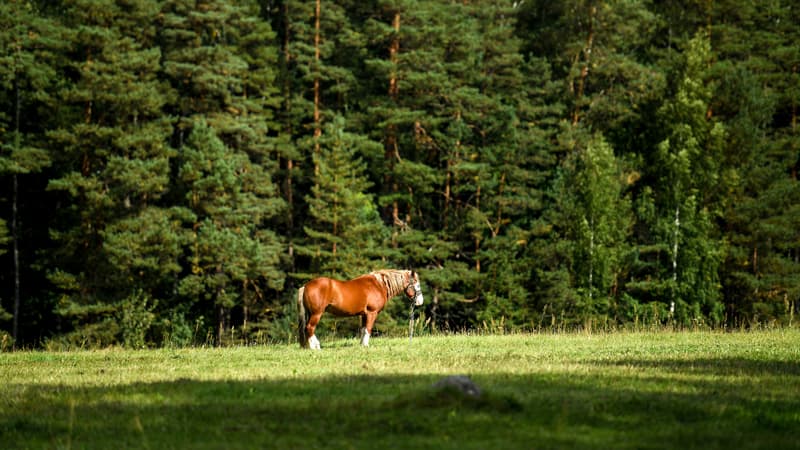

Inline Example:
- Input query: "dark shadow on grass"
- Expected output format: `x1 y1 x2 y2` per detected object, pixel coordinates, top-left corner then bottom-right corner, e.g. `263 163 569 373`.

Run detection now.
596 356 800 377
1 370 799 449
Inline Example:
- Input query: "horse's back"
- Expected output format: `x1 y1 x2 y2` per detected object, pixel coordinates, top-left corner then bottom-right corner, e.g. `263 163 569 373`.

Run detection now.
304 275 384 316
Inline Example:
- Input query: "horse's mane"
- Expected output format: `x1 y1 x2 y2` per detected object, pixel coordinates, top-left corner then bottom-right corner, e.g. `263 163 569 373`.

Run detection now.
370 269 409 299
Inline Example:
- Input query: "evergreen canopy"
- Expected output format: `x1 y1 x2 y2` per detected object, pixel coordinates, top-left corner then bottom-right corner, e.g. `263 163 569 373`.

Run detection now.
0 0 798 348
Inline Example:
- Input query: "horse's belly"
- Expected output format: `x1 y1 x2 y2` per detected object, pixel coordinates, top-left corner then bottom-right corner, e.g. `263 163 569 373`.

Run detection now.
325 302 365 316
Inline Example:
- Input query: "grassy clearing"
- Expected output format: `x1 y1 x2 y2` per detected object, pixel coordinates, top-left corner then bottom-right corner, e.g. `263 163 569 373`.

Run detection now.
1 330 799 449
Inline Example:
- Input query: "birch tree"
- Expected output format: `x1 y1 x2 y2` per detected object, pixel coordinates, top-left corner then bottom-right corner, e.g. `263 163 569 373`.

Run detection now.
649 32 725 324
551 133 632 326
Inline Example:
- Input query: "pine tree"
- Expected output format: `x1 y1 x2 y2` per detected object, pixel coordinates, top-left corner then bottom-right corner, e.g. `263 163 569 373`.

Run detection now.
295 116 386 279
463 1 564 328
159 0 286 344
5 0 800 341
517 0 665 141
175 121 285 345
712 1 800 326
358 1 563 330
747 0 800 326
359 1 478 328
275 0 366 272
44 0 180 347
0 0 61 343
159 0 281 142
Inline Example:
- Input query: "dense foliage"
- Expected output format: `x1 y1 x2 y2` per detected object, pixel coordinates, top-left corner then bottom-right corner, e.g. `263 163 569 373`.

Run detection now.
1 0 798 347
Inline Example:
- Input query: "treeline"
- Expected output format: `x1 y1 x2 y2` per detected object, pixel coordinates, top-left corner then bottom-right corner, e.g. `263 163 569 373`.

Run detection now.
1 0 798 348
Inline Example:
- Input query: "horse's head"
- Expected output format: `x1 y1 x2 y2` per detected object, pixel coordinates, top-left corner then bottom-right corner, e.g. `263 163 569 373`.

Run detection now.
405 271 424 306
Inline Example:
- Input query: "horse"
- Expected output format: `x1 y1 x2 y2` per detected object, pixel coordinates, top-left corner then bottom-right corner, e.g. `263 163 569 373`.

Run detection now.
297 269 424 349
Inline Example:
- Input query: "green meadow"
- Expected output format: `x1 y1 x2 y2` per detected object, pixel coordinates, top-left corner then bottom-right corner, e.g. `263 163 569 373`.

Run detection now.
1 330 799 449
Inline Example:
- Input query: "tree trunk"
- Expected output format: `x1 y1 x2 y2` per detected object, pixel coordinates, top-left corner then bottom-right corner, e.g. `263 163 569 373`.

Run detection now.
588 216 594 301
475 182 481 274
386 11 401 240
242 280 248 334
431 287 439 331
443 110 462 231
572 6 596 125
313 0 321 178
792 63 798 180
283 0 295 265
217 304 225 347
333 194 338 256
443 159 451 230
12 68 21 346
671 205 680 315
82 49 93 176
495 171 505 237
12 174 20 347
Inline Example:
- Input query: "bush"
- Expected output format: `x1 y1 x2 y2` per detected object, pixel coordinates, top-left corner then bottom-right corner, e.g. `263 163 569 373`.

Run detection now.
44 320 121 350
156 309 197 348
0 330 13 352
118 290 156 349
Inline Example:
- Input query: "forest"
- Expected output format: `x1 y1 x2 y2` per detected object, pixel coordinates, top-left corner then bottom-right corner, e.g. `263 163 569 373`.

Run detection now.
0 0 798 349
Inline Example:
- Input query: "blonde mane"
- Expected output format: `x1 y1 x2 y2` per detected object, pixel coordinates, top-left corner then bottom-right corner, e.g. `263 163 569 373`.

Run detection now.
370 269 410 299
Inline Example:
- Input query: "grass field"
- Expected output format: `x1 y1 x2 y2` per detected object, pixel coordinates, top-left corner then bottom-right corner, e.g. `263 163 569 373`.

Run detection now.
1 330 799 449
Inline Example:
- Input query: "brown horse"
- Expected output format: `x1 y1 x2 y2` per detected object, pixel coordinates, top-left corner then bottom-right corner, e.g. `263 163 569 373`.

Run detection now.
297 269 423 349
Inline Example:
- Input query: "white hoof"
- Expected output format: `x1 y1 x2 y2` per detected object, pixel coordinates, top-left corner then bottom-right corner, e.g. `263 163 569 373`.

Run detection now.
360 331 370 347
308 335 321 350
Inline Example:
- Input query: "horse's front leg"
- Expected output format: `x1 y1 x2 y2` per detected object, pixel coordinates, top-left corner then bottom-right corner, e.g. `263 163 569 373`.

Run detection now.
361 312 377 347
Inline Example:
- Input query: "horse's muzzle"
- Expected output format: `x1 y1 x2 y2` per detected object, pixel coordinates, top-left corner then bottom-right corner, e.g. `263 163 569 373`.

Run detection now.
414 293 424 306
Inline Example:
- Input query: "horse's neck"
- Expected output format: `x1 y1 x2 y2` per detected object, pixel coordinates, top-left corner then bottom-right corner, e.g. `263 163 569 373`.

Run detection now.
371 270 407 299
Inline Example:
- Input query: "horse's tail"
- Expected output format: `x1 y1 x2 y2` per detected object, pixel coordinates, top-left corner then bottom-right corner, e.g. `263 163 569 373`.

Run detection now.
297 286 307 348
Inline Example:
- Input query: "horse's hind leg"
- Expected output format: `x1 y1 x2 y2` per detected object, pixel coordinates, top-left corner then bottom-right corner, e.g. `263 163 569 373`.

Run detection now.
359 315 368 346
360 312 377 347
306 312 322 350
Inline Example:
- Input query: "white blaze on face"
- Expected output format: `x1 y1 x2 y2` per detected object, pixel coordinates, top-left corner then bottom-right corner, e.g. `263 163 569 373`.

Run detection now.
413 281 424 306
